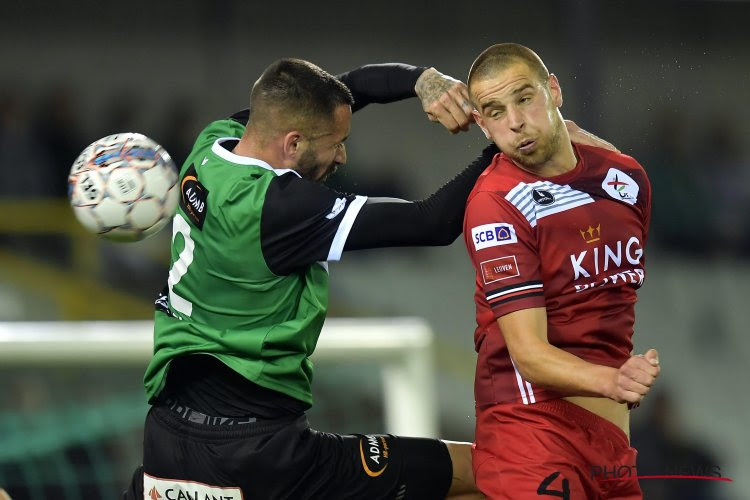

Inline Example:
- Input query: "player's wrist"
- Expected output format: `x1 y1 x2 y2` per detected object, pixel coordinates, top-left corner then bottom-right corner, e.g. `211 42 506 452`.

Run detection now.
595 365 620 400
415 67 435 90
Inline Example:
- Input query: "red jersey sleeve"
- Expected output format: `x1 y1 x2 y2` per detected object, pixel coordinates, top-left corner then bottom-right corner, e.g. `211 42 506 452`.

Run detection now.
464 190 546 317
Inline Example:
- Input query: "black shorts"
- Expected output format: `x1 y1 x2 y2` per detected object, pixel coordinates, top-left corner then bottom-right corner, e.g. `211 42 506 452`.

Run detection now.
123 402 452 499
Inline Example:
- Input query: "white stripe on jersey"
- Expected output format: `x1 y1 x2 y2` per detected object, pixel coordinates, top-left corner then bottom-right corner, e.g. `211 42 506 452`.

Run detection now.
525 379 536 403
327 196 368 261
505 181 594 227
486 283 543 301
510 357 530 404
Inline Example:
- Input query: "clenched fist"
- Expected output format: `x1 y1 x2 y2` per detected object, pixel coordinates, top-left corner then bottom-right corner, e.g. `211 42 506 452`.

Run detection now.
415 67 474 134
607 349 660 404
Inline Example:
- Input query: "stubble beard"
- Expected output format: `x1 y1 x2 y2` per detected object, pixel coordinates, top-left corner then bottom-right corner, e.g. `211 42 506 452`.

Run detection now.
297 149 334 182
506 119 564 172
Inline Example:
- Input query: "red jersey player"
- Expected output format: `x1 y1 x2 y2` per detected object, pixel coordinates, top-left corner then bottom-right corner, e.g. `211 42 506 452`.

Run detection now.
463 43 660 499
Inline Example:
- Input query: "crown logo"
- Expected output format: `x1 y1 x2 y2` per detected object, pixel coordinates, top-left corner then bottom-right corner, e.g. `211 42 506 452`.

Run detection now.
579 224 601 243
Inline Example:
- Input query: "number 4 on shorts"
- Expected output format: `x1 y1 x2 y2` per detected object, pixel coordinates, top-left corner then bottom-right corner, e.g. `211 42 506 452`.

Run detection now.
537 471 570 499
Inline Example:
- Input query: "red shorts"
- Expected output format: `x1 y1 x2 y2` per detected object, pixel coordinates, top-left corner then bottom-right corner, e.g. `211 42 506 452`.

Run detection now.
473 399 642 500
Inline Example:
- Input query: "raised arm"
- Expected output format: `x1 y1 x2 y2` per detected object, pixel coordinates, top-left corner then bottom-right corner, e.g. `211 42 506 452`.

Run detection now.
344 143 499 250
336 63 426 112
337 63 474 133
258 142 499 275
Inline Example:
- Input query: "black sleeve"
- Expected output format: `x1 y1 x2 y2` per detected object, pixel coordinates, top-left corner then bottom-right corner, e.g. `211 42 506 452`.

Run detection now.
260 173 368 275
230 109 250 124
336 63 427 113
229 63 426 122
259 144 499 274
343 143 500 250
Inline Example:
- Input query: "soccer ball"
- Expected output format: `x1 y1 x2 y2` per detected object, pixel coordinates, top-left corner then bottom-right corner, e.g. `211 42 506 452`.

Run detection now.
68 133 179 242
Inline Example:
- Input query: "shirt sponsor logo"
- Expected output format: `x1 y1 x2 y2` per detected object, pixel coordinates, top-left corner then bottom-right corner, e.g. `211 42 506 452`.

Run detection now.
574 268 645 293
602 168 639 205
569 236 643 281
179 164 208 230
143 473 243 500
471 223 517 250
326 197 347 219
481 255 520 284
359 435 390 477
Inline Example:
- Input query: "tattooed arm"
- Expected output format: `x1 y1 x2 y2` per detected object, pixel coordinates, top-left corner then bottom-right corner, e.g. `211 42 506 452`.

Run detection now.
415 67 474 133
337 64 474 134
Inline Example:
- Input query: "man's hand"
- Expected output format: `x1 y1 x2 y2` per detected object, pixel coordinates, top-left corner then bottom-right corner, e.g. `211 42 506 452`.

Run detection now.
415 67 474 134
608 349 660 404
565 120 621 153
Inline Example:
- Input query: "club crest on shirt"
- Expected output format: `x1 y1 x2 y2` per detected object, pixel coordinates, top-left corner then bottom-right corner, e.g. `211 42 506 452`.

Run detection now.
602 168 638 205
531 188 555 206
471 223 517 250
326 197 347 219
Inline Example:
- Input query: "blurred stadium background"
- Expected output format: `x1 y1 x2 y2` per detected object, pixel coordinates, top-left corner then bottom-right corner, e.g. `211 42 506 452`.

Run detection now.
1 0 748 498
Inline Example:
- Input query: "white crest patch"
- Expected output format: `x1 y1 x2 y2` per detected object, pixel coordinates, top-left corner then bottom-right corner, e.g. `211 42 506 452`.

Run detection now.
602 168 639 205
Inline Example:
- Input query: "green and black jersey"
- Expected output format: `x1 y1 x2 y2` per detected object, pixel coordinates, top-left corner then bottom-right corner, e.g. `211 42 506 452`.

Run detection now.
144 63 499 410
145 115 370 405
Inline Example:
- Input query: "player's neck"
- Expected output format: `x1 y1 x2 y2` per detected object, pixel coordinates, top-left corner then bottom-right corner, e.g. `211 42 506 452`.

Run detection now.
232 138 274 164
232 127 293 169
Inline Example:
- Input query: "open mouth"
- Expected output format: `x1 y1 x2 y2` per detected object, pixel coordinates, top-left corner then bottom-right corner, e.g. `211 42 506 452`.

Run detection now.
518 139 536 153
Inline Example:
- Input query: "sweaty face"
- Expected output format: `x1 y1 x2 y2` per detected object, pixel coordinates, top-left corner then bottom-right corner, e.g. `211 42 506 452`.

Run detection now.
296 105 351 182
471 62 565 172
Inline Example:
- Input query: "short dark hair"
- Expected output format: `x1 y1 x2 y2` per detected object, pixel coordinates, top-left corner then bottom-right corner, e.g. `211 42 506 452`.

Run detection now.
248 58 353 135
468 43 550 93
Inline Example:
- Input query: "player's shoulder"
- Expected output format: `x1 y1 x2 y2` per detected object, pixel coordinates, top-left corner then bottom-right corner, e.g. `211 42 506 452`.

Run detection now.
198 118 245 142
468 153 521 200
577 144 650 198
577 144 646 175
188 118 247 160
263 172 351 217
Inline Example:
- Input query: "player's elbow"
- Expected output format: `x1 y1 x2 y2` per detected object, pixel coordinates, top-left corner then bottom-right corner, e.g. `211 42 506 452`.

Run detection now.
410 201 462 246
508 350 547 385
429 228 459 246
426 218 462 246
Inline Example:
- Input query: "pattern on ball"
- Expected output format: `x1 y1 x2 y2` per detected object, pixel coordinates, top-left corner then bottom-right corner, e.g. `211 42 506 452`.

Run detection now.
68 133 179 242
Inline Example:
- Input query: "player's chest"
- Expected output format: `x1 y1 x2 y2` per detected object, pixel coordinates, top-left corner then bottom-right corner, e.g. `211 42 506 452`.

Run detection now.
533 196 646 292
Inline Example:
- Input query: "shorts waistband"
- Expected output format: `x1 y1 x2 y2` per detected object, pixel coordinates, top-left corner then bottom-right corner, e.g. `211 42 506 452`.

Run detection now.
537 399 629 444
164 398 258 426
151 401 305 439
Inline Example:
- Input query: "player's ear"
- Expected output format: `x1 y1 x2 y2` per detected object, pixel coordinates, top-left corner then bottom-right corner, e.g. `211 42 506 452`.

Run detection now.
282 131 303 161
473 110 492 140
548 74 563 108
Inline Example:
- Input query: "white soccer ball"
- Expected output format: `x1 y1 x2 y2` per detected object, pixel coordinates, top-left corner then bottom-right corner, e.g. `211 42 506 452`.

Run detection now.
68 133 179 242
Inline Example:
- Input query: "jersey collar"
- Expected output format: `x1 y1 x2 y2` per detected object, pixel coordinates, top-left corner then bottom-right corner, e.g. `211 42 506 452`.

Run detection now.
211 138 301 178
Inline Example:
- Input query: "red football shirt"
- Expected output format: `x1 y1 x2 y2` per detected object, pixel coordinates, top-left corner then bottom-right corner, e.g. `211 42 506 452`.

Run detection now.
463 143 651 407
